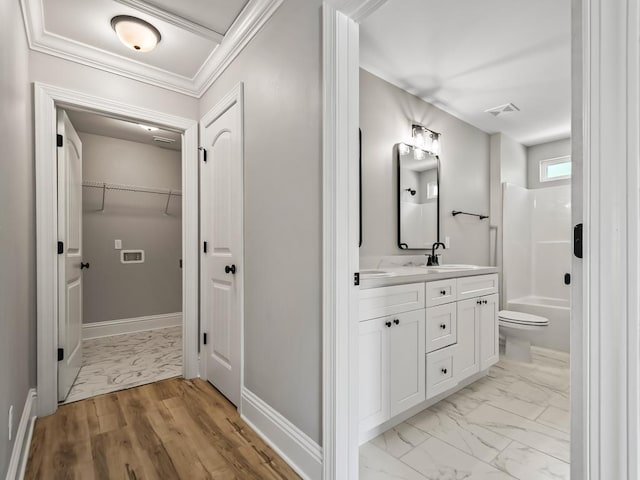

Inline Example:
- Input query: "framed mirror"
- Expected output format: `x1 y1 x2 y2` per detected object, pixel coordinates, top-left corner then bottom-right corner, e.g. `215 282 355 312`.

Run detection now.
397 143 440 249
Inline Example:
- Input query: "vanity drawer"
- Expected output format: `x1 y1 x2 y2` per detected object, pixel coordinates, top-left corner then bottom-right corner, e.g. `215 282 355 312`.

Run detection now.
426 345 457 399
425 279 457 307
456 274 499 300
426 303 457 353
359 283 425 321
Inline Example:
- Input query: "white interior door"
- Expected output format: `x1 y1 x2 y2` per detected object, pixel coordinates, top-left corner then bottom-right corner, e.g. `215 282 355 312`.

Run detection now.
57 110 83 401
200 88 243 407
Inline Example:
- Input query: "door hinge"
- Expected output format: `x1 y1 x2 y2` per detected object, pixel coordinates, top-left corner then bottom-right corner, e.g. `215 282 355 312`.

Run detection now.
57 241 64 254
57 134 63 147
57 348 64 361
199 147 207 163
574 223 583 259
354 272 360 286
203 332 208 345
203 241 208 253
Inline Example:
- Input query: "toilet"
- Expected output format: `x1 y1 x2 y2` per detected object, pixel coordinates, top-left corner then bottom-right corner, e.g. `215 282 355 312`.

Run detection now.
498 310 549 362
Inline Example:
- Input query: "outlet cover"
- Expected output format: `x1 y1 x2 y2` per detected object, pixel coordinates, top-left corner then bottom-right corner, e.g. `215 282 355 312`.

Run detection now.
115 239 122 250
445 236 451 249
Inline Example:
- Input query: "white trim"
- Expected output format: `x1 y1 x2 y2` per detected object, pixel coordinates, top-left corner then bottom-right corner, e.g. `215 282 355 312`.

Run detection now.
113 0 225 43
34 82 199 417
322 3 361 479
241 388 323 480
82 312 182 340
324 0 389 22
20 0 282 98
198 82 245 406
5 389 37 480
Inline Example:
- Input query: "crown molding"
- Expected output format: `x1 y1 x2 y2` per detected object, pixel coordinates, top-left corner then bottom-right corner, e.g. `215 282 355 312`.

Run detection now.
325 0 388 22
20 0 283 98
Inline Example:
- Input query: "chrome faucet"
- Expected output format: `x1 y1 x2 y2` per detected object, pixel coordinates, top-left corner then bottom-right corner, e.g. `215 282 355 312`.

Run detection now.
426 242 446 266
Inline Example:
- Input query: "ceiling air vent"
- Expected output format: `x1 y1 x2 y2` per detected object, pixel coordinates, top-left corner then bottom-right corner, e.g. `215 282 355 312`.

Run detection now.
153 136 176 144
485 102 520 117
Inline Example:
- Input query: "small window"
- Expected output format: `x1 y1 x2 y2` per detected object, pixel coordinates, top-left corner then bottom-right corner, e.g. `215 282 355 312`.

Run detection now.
540 156 571 182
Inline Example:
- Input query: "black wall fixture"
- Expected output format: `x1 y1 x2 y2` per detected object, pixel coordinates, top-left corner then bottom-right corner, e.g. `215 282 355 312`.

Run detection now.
359 128 363 247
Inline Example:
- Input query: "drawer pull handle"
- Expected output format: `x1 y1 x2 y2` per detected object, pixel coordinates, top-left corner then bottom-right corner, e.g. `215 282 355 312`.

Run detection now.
440 290 446 296
393 319 400 325
441 368 448 375
440 323 447 330
385 321 392 328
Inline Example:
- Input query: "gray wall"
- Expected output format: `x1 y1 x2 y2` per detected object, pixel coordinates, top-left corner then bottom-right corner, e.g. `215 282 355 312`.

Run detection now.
81 133 182 324
359 69 491 265
489 133 528 306
0 0 35 475
527 138 571 189
199 0 323 444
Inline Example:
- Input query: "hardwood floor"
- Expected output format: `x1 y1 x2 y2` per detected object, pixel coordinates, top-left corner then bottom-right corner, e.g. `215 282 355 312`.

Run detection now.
25 378 301 480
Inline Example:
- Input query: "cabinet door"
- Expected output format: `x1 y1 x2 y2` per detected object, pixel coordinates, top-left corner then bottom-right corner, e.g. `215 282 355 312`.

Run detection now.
389 310 426 416
480 294 500 369
455 298 481 382
359 317 389 431
426 303 457 353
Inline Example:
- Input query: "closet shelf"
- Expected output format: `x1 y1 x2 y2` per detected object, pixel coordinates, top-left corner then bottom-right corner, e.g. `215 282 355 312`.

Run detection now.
82 181 182 214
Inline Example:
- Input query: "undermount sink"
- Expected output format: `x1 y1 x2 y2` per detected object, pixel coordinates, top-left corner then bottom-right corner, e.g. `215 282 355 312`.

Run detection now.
429 264 483 270
360 269 395 277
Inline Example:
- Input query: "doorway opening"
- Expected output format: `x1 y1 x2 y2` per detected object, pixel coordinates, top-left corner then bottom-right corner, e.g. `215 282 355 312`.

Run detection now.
57 108 185 404
35 83 199 417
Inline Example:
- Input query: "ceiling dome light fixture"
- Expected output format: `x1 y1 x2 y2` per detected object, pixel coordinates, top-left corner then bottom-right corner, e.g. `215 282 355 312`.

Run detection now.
111 15 161 52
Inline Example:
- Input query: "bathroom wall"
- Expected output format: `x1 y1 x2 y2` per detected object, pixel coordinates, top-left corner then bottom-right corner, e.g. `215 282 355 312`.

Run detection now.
81 133 182 324
489 132 528 305
360 69 491 265
0 0 35 474
198 0 323 444
527 138 571 189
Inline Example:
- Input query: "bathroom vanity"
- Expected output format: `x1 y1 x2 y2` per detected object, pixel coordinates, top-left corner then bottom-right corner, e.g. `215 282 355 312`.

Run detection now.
358 266 499 442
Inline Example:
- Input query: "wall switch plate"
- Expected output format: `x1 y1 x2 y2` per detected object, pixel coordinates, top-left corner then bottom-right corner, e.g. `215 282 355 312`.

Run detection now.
8 405 13 441
445 236 451 249
115 239 122 250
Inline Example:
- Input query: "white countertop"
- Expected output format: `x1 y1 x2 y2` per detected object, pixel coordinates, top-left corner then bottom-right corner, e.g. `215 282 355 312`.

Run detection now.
359 265 499 289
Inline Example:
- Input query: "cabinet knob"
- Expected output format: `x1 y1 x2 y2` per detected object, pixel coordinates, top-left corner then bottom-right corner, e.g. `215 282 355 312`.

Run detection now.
385 321 392 328
483 299 488 304
440 290 446 296
393 319 400 325
440 323 446 330
477 300 482 305
225 264 236 274
441 368 448 375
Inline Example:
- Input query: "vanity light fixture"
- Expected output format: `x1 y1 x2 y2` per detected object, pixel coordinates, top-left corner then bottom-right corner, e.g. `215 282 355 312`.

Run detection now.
411 124 441 156
111 15 161 52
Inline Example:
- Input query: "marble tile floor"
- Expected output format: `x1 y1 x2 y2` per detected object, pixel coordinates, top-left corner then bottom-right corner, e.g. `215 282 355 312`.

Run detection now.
62 326 182 404
361 347 570 480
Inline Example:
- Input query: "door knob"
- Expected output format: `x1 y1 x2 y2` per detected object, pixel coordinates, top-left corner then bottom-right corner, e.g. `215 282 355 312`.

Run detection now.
225 264 236 274
80 262 90 270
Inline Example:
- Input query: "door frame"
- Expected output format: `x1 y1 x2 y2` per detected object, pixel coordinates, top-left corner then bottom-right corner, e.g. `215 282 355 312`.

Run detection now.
34 82 199 417
197 82 245 405
322 1 640 479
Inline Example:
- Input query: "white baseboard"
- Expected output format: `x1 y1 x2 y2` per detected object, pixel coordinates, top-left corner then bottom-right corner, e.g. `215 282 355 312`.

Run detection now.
5 388 37 480
82 312 182 340
240 388 323 480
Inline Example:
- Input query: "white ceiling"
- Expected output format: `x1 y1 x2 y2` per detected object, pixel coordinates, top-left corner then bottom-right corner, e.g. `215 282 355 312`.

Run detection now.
360 0 571 146
21 0 283 97
143 0 249 34
66 109 182 151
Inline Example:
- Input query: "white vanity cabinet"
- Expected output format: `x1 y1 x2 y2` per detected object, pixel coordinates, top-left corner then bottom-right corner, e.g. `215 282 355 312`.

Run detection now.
358 283 426 432
359 273 499 437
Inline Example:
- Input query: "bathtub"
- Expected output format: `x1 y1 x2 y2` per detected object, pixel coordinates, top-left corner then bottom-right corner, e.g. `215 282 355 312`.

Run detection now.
506 296 570 352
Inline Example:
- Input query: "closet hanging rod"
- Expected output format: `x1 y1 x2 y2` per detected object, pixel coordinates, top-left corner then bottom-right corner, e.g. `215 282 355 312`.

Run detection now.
82 181 182 196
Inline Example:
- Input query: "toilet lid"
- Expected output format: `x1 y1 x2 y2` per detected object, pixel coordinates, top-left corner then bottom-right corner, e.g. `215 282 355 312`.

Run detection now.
499 310 549 326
